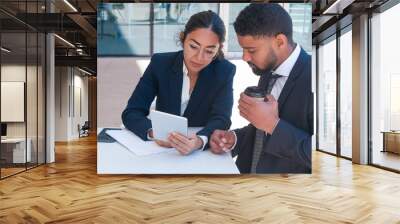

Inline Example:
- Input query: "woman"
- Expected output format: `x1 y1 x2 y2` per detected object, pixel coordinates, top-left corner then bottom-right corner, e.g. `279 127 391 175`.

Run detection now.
122 10 236 155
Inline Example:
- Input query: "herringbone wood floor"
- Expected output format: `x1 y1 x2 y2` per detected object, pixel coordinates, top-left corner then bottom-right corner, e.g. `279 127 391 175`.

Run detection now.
1 135 400 223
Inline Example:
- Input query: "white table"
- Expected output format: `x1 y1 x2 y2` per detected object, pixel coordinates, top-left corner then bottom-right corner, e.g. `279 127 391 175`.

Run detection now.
1 138 31 163
97 128 239 174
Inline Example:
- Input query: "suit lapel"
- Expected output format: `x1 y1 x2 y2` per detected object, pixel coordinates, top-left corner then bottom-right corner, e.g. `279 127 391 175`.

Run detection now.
169 51 184 115
183 63 213 118
277 48 307 112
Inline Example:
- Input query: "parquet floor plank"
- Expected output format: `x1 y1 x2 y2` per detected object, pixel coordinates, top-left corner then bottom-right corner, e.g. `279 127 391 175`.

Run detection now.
1 135 399 223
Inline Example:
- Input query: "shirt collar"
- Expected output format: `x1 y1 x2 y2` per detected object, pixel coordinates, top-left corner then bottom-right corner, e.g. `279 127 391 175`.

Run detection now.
183 60 189 77
272 44 301 77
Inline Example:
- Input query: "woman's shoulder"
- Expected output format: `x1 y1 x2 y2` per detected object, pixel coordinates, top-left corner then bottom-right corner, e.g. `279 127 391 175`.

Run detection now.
211 58 236 78
214 57 235 69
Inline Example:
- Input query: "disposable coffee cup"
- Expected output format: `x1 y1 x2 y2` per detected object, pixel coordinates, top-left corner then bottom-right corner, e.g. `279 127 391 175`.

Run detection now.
244 86 266 101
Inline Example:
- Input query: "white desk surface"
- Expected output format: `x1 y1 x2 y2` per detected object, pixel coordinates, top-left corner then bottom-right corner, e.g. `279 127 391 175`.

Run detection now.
97 128 240 174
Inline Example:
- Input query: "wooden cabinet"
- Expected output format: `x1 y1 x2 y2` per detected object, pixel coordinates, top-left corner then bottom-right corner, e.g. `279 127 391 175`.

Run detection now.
382 131 400 154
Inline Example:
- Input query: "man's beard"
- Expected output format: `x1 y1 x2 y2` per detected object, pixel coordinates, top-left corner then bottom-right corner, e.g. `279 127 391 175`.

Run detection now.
248 53 277 76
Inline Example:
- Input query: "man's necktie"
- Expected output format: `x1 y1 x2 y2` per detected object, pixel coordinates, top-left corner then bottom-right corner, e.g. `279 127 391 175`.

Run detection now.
250 73 282 173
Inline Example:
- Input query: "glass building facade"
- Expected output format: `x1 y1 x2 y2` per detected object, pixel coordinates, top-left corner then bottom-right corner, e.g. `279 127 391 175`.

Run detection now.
0 1 46 179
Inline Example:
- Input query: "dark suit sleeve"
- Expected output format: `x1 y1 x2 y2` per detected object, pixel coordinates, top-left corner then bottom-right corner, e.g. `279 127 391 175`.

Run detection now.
197 66 236 141
232 124 253 157
121 57 158 141
265 92 313 170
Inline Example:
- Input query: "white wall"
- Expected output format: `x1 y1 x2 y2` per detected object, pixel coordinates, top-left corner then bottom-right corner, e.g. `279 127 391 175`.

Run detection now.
229 60 258 129
97 57 148 128
1 63 46 164
72 73 89 138
1 65 37 138
55 67 69 141
54 67 89 141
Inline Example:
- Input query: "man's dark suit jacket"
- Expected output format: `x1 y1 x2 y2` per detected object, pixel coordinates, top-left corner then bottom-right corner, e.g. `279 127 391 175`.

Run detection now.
122 51 236 144
232 48 313 174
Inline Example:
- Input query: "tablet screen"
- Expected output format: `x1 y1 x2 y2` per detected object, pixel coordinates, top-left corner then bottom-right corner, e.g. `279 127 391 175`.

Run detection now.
150 110 188 141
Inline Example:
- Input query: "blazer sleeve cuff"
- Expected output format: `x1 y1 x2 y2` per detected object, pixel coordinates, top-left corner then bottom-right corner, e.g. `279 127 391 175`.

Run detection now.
267 119 310 159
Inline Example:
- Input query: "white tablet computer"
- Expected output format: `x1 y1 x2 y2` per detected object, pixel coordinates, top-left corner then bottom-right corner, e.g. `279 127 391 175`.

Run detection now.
150 110 188 141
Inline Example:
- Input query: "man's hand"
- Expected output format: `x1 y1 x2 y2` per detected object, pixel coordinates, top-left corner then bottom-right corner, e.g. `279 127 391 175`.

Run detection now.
168 132 203 155
209 130 236 154
238 93 280 134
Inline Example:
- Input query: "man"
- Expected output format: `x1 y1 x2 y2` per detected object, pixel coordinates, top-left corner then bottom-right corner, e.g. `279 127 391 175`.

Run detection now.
209 3 313 174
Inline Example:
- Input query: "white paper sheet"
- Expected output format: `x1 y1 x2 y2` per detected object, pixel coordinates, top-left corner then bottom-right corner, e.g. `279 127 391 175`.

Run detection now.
106 129 169 156
98 127 240 174
106 127 204 156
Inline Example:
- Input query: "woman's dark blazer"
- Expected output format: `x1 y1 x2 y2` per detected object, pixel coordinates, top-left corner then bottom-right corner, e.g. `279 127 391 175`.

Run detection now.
122 50 236 144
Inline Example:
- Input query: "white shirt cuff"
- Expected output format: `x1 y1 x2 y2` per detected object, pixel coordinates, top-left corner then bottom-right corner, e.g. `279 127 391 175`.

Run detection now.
227 131 237 151
147 129 154 140
198 135 208 150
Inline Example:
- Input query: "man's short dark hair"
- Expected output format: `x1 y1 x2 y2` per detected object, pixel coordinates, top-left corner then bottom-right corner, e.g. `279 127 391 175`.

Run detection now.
234 3 293 43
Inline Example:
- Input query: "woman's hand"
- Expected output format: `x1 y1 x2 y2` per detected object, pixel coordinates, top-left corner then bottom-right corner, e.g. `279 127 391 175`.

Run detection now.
148 129 173 148
168 132 203 155
154 139 173 148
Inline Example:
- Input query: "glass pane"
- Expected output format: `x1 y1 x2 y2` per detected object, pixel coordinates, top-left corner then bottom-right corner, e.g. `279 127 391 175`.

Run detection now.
227 3 312 54
27 31 38 169
153 3 219 53
340 29 352 158
97 3 151 56
285 3 312 53
371 4 400 171
26 0 39 169
1 29 27 177
318 38 337 154
227 3 249 53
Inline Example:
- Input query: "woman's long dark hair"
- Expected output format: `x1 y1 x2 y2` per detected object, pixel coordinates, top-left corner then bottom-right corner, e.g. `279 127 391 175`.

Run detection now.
179 10 226 60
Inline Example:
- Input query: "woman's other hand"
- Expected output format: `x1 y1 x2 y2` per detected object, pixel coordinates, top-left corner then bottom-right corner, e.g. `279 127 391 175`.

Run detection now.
168 132 203 155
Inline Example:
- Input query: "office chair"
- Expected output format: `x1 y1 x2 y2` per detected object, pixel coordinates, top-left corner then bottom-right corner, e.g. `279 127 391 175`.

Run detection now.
78 121 90 138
